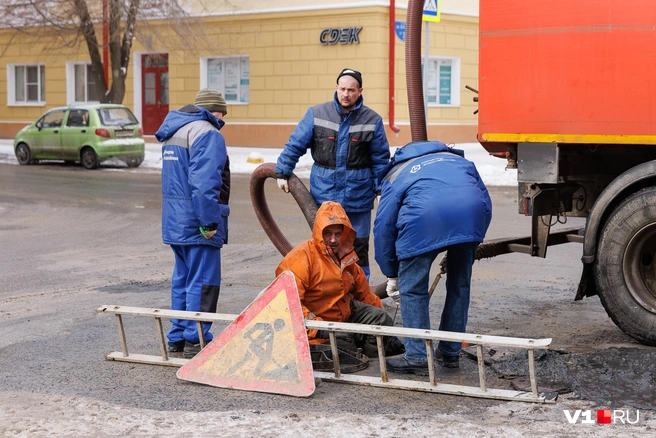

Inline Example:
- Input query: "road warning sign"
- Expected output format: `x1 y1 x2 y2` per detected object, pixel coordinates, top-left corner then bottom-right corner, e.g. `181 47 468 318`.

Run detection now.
177 271 315 397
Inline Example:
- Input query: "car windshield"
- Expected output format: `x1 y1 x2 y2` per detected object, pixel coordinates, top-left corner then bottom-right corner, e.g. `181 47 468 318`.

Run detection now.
97 107 139 127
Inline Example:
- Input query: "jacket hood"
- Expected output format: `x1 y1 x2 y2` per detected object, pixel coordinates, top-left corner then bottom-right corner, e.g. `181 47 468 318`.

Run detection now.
378 140 465 183
332 92 364 115
312 201 357 256
155 104 224 142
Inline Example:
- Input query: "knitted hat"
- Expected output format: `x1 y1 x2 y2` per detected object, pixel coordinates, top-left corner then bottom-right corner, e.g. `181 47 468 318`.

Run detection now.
194 88 228 115
336 68 363 88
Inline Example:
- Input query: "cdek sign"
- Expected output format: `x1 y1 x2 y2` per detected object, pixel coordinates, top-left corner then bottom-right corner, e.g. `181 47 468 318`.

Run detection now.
320 27 362 45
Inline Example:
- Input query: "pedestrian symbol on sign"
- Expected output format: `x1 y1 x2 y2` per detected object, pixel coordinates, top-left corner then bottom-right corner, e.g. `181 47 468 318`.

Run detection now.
423 0 441 23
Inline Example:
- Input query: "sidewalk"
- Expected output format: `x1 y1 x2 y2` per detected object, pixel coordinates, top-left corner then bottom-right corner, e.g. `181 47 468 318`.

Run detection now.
0 138 517 185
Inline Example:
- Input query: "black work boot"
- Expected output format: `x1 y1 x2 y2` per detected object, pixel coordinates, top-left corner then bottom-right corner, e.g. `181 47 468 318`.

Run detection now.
435 349 460 368
168 340 185 353
386 355 429 376
384 336 406 357
183 341 202 358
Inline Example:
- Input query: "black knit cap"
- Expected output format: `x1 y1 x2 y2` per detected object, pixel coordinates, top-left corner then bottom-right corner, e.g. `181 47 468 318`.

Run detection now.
194 88 228 115
336 68 362 88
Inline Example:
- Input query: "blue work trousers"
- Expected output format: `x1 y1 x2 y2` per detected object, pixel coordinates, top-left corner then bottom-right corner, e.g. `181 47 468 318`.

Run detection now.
168 244 221 345
398 242 479 361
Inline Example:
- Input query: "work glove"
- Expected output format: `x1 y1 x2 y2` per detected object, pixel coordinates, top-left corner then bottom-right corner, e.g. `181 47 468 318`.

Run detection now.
386 277 400 303
199 226 217 239
276 178 289 193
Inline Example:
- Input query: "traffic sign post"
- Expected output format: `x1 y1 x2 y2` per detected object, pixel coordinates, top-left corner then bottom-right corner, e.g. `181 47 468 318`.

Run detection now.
422 0 441 119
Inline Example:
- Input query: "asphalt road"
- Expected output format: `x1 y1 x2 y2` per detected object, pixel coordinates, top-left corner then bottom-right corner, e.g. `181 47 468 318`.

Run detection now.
0 162 652 435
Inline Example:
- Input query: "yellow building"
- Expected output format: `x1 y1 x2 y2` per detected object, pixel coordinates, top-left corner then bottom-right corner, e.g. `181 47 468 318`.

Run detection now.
0 0 480 147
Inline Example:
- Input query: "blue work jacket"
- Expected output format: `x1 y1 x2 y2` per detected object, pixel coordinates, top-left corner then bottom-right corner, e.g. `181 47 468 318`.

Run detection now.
373 141 492 277
155 105 230 247
275 93 390 212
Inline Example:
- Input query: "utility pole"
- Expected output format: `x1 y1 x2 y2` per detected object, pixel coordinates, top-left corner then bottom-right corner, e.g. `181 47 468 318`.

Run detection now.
102 0 109 89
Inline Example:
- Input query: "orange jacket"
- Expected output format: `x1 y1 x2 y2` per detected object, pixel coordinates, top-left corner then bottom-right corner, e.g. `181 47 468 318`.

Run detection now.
275 201 382 341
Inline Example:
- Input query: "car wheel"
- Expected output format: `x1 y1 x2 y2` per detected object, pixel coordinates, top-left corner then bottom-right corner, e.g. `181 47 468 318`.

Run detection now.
81 147 99 169
126 156 143 168
15 143 33 165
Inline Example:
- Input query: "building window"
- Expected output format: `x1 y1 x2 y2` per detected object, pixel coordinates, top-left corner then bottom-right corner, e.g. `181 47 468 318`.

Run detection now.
75 64 99 102
7 64 45 105
425 57 460 106
66 62 99 103
201 56 250 103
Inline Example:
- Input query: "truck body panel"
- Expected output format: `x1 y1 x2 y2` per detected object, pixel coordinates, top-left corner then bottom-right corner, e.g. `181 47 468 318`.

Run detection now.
479 0 656 145
474 0 656 345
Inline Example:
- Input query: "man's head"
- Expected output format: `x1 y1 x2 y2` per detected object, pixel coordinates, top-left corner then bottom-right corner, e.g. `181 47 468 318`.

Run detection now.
194 88 228 119
312 202 356 259
322 224 344 253
336 68 363 113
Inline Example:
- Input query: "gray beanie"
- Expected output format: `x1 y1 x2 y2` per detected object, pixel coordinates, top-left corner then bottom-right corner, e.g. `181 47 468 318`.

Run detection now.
194 88 228 115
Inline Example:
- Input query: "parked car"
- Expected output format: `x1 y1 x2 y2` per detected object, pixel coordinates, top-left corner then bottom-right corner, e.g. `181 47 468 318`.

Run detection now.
14 104 145 169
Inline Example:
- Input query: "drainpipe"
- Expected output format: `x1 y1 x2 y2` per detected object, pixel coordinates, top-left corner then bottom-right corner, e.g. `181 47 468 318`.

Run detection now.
103 0 109 88
388 0 400 134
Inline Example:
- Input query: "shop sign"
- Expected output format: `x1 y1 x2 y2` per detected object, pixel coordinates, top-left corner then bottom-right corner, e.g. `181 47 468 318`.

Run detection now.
319 27 362 45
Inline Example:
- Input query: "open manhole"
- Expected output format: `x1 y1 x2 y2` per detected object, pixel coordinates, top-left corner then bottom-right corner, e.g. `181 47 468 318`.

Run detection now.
310 344 369 373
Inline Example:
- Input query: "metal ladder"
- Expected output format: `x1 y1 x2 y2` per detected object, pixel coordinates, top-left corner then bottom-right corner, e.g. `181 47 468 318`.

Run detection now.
97 305 555 403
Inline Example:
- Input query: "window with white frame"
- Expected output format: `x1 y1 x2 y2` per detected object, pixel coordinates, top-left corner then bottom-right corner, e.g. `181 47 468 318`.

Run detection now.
66 62 99 103
7 64 45 105
201 56 250 103
425 57 460 106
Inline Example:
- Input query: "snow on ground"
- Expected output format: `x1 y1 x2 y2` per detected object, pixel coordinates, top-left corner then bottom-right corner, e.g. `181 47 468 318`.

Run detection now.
0 139 517 186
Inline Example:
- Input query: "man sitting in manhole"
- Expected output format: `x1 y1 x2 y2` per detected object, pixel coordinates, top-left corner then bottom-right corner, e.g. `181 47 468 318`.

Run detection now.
276 201 404 357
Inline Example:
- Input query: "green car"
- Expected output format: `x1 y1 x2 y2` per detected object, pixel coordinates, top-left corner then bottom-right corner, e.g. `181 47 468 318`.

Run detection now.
14 104 145 169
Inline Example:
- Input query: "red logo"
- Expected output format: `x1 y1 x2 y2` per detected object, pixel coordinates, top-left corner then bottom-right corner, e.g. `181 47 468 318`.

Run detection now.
597 410 612 424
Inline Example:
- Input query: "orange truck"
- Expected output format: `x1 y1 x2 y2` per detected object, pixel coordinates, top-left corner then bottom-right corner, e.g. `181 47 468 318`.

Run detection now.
477 0 656 345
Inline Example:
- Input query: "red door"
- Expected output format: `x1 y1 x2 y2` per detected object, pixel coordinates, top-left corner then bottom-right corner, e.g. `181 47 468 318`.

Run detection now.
142 54 169 135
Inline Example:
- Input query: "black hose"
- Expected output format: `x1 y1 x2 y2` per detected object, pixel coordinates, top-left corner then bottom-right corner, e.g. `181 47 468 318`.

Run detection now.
406 0 428 141
249 162 389 298
249 163 317 256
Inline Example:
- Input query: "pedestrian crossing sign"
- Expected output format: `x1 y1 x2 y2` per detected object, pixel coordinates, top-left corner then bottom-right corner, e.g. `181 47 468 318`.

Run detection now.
423 0 441 23
177 271 315 397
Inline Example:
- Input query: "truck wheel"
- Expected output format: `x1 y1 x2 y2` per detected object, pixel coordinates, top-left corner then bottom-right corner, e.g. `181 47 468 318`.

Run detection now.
594 187 656 345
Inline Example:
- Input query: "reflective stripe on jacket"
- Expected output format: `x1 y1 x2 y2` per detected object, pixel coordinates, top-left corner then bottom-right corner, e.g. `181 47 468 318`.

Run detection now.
156 105 230 247
275 93 390 213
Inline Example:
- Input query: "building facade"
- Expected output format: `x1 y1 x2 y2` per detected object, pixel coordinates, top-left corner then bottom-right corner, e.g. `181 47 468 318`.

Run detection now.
0 0 480 147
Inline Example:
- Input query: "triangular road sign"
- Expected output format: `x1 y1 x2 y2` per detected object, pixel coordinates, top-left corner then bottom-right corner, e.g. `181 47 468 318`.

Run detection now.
177 271 315 397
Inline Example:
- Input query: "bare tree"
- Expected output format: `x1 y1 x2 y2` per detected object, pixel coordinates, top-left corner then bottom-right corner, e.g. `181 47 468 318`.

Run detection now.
0 0 239 104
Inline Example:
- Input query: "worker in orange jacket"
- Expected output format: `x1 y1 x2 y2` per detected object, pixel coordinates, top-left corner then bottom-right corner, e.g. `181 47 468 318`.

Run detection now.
276 201 404 357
